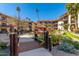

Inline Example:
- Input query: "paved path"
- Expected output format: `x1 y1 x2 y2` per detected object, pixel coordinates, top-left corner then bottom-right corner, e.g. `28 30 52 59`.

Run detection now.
19 33 34 38
19 48 52 56
19 33 41 53
19 38 34 43
19 41 41 52
1 33 79 56
19 33 34 43
18 33 52 56
0 34 9 43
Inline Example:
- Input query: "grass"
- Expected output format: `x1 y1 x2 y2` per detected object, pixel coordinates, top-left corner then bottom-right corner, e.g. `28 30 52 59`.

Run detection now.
63 32 79 49
64 32 79 41
37 35 44 42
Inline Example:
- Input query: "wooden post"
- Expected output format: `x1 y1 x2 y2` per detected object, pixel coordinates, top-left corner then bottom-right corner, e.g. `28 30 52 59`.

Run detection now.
34 32 38 41
34 31 38 41
10 32 19 56
44 30 49 49
48 36 52 51
34 28 38 41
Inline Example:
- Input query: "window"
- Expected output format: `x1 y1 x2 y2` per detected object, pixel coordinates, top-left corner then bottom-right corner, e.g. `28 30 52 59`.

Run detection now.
1 23 7 27
0 17 5 20
60 23 64 26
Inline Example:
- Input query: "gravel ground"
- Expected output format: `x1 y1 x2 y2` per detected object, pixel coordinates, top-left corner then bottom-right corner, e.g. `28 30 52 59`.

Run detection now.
51 46 78 56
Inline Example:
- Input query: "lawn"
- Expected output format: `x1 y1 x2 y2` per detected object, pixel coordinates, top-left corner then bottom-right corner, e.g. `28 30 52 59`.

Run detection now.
63 32 79 41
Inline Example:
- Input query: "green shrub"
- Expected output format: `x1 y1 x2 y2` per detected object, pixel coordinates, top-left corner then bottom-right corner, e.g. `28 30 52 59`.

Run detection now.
51 30 61 34
38 35 44 42
73 41 79 49
51 34 63 45
62 36 79 50
58 42 75 53
0 42 7 49
62 37 73 45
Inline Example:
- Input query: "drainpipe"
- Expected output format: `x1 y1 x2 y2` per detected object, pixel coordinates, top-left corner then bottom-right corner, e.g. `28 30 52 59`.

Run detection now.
68 14 71 32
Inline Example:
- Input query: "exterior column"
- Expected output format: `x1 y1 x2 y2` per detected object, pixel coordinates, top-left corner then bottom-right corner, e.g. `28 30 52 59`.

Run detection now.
78 13 79 28
68 14 71 32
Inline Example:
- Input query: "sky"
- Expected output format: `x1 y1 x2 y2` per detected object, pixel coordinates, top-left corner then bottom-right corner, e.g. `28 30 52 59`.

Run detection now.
0 3 67 22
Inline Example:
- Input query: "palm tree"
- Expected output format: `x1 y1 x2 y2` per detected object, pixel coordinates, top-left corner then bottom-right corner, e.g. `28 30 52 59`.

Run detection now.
66 3 77 17
26 17 32 32
16 6 21 34
36 8 40 21
66 3 78 31
16 6 21 19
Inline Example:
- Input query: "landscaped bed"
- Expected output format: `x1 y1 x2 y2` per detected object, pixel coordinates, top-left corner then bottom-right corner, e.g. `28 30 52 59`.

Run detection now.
37 30 79 55
0 42 9 56
53 31 79 54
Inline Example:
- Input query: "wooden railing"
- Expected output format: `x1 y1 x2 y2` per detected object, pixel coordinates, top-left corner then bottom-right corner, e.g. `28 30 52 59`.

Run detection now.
34 30 52 52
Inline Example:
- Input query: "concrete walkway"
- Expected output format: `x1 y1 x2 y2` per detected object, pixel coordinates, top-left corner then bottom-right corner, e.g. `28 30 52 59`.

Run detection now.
19 48 52 56
0 34 9 43
19 33 52 56
19 38 34 43
19 33 34 38
19 33 34 43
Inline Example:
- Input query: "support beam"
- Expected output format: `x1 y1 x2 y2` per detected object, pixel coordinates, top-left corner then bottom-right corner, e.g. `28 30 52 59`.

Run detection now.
68 14 71 32
78 13 79 28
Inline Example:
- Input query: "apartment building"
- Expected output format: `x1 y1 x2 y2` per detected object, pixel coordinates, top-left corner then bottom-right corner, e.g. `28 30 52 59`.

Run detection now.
0 13 19 33
0 13 30 33
58 13 78 32
33 12 79 32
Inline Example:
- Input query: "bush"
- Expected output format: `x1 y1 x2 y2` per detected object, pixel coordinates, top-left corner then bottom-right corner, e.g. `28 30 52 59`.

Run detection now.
0 42 7 49
62 37 73 45
51 34 63 46
61 36 79 50
58 42 75 53
63 32 79 49
58 37 76 53
51 30 61 35
75 29 79 33
37 35 44 43
73 41 79 49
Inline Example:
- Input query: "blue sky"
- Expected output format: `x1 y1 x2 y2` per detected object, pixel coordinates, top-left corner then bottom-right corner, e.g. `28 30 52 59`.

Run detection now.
0 3 67 22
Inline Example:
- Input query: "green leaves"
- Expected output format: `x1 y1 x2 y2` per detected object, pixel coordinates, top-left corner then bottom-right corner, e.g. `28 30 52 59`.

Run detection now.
66 3 78 17
16 6 21 12
0 42 7 49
